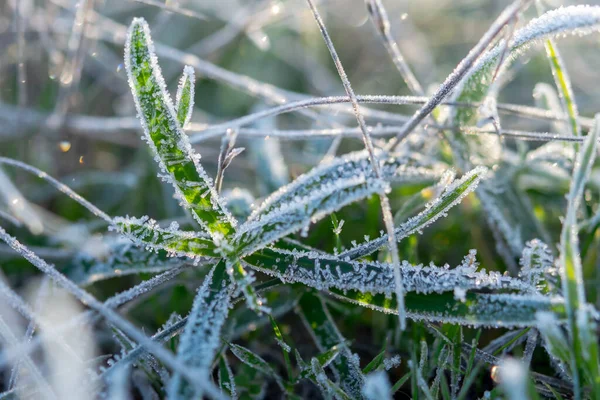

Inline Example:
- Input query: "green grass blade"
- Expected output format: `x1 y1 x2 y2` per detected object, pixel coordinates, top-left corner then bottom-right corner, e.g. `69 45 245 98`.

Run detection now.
167 260 234 399
362 349 386 375
340 166 486 260
298 293 365 399
269 315 294 382
218 354 237 399
228 342 284 390
330 290 567 328
175 66 195 128
125 18 236 238
544 39 579 137
112 216 217 258
558 115 600 398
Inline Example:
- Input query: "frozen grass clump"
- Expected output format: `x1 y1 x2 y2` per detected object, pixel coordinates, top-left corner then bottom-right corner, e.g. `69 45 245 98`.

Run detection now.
1 1 600 399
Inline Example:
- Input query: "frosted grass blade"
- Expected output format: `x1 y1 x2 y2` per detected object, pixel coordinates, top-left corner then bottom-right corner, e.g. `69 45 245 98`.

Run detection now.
167 261 234 399
248 150 440 220
112 216 217 259
125 18 236 238
558 115 600 398
451 5 600 127
299 293 365 399
175 66 195 128
331 289 567 328
68 236 185 285
340 166 486 259
246 247 534 296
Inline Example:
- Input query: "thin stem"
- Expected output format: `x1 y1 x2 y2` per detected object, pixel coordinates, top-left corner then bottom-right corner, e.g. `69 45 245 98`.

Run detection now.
305 0 406 330
365 0 424 95
389 0 530 147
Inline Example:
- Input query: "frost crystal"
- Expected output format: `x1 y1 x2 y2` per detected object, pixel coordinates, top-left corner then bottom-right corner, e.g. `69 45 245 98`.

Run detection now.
383 355 401 370
362 370 391 400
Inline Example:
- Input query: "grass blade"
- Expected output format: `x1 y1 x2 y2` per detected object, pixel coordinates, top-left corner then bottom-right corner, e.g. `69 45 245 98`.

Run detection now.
340 166 486 259
299 292 365 399
125 18 236 238
332 289 566 328
167 261 234 399
175 66 195 128
558 115 600 398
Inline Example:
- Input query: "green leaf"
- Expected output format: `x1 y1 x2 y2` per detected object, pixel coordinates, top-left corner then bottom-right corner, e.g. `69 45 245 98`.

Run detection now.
175 66 195 128
558 115 600 398
167 260 234 399
218 354 237 399
269 315 294 381
340 166 486 260
363 348 386 375
298 293 365 399
228 342 284 390
125 18 236 238
331 289 567 328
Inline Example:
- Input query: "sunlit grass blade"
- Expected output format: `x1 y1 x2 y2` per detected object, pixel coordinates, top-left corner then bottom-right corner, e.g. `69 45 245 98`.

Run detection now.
125 18 236 238
558 115 600 398
543 38 579 137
